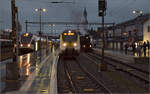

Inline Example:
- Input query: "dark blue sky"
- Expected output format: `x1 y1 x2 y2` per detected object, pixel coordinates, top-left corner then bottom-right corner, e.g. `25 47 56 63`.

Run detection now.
0 0 149 33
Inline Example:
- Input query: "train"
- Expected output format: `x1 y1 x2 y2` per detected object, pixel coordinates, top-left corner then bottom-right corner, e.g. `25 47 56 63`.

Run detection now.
20 33 47 51
60 30 80 56
80 34 93 52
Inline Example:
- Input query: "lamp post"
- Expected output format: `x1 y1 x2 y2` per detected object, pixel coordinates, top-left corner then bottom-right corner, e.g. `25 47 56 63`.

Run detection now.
35 8 46 62
132 10 143 43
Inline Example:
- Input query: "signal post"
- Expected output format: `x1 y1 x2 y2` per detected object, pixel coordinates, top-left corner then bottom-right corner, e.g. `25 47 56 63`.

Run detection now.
98 0 107 72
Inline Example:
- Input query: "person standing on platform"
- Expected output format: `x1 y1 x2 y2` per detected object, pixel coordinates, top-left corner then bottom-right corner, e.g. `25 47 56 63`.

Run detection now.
143 42 147 57
132 43 136 55
147 40 149 56
137 43 142 57
147 40 149 49
124 43 128 55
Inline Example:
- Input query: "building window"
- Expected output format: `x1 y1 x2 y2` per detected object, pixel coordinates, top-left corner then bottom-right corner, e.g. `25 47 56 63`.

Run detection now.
148 25 150 32
128 31 131 36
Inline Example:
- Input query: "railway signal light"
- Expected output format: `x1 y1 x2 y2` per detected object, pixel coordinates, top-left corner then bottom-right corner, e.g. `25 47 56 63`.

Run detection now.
98 0 107 16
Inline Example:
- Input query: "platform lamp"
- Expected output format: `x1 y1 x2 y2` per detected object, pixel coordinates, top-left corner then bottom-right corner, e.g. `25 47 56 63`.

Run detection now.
35 8 46 62
132 10 143 43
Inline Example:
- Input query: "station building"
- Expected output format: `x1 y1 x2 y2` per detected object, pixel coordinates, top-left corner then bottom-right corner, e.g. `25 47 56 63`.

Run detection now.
105 13 150 50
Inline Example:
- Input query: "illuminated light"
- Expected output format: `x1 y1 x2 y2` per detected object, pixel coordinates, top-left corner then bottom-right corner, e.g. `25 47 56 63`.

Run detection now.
27 53 30 63
42 8 46 12
132 10 136 14
140 11 143 14
24 33 29 37
76 76 84 80
35 8 38 12
26 69 30 76
123 32 127 36
20 44 23 47
63 43 66 46
68 30 71 33
64 33 67 35
83 45 85 47
19 56 23 69
70 33 74 35
68 32 74 36
25 53 31 76
14 44 17 48
86 37 88 39
90 45 92 47
35 42 38 51
27 44 31 47
40 89 48 93
73 43 77 47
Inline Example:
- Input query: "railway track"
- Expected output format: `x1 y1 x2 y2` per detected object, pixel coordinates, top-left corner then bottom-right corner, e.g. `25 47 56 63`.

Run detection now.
57 58 76 94
57 57 112 94
86 52 150 84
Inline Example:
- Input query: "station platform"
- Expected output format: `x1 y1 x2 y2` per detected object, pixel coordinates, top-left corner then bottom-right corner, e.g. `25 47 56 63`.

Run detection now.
18 48 59 94
93 48 149 72
0 47 59 94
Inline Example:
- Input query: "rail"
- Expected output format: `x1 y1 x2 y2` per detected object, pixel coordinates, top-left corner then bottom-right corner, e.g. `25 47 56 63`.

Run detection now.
86 52 149 84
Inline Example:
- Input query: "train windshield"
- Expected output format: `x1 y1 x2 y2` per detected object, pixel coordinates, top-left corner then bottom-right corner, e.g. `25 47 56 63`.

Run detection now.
62 32 77 42
21 33 32 44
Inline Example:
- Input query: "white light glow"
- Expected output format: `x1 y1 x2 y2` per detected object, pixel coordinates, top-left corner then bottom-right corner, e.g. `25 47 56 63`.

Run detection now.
42 8 46 12
73 43 77 46
35 8 38 12
63 43 66 46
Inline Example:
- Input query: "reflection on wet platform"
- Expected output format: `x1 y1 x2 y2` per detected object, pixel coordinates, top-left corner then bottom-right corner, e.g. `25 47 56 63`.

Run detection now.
0 52 37 93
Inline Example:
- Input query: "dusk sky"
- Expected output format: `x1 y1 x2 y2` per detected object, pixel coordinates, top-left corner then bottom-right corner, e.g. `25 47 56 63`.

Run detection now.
0 0 149 34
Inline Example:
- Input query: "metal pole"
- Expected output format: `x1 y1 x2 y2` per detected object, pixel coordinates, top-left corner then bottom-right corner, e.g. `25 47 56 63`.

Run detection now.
99 8 107 72
113 23 115 49
101 12 105 66
46 36 48 55
39 9 42 62
136 16 139 42
25 20 28 33
16 7 19 63
11 0 16 62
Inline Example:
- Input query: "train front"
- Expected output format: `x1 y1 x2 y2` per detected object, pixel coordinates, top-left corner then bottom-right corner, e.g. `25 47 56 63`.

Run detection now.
20 33 33 49
60 30 80 56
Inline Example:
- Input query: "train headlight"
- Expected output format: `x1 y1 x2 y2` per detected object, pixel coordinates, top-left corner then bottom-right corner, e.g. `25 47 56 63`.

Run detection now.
73 43 77 47
20 44 23 47
27 44 31 47
63 43 67 47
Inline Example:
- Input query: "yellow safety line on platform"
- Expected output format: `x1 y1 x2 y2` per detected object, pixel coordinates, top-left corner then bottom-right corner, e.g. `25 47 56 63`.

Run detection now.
83 88 94 92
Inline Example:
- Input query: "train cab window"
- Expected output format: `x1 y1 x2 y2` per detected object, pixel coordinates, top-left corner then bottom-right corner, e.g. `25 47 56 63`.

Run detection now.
62 32 77 42
64 32 74 36
21 34 32 44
